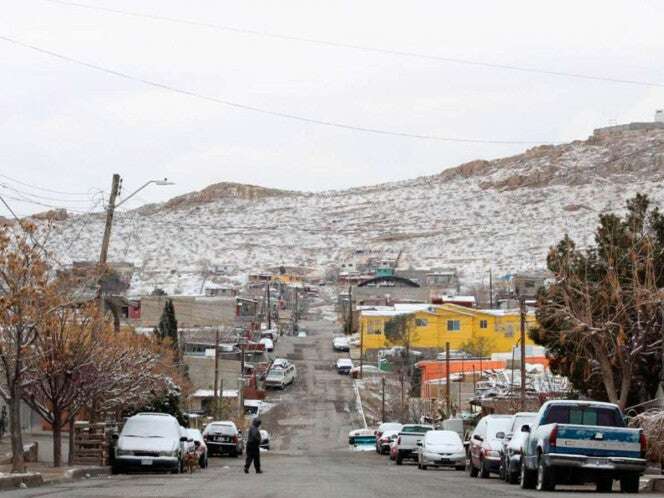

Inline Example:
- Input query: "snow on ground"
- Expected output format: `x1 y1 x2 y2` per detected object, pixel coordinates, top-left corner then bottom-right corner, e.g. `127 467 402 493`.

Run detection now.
35 128 664 295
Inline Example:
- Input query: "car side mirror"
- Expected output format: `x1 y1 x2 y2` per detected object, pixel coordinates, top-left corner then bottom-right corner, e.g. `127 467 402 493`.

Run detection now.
521 425 531 433
473 434 483 442
180 436 188 442
194 441 201 447
417 441 423 446
496 431 505 440
238 430 243 435
111 433 119 441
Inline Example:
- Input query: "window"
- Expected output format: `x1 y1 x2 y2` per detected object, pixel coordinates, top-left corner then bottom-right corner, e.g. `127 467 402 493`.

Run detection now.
479 320 488 329
367 320 382 335
416 318 428 327
447 320 460 331
504 325 514 337
542 405 623 427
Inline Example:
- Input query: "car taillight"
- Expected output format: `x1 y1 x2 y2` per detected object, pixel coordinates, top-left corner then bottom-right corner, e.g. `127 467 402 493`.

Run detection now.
397 437 401 445
640 431 647 458
550 424 558 448
233 435 238 444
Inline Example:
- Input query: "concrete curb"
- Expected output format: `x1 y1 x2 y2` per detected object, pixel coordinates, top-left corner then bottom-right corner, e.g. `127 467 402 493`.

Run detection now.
0 473 43 491
0 466 110 493
640 474 664 493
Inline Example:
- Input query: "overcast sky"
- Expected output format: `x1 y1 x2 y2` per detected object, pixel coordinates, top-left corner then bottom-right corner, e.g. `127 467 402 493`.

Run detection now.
1 0 663 215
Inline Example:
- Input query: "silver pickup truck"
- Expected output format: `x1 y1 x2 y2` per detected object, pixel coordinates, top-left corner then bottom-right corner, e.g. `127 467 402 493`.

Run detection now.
395 424 433 465
520 400 647 493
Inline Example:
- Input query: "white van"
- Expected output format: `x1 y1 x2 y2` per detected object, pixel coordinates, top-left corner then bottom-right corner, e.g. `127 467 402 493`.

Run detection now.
264 364 296 389
112 413 187 474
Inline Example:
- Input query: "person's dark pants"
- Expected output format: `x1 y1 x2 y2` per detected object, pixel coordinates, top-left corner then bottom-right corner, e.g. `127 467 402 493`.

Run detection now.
245 447 261 473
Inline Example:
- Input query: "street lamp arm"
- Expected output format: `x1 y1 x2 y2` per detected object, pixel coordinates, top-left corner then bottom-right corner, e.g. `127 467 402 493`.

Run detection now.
115 179 173 208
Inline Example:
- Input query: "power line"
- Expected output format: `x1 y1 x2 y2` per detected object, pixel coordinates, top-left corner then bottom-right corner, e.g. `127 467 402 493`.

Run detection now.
0 172 96 196
0 34 551 145
0 183 100 204
40 0 664 89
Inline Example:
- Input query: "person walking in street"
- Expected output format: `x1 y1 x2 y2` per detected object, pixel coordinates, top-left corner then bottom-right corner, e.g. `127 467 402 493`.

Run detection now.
244 418 262 474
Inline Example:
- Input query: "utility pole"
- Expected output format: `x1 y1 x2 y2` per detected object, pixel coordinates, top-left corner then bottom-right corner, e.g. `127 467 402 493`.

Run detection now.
445 342 451 418
266 281 272 329
99 174 121 265
359 319 364 379
239 337 246 419
520 297 527 411
381 377 386 423
489 268 494 309
347 285 352 335
213 328 220 418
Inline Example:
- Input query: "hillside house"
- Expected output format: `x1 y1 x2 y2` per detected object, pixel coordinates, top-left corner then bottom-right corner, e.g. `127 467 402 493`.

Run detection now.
134 296 256 328
358 303 536 354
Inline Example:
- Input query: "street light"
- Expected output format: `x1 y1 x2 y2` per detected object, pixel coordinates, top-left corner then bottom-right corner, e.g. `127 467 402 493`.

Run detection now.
100 176 174 265
115 178 175 208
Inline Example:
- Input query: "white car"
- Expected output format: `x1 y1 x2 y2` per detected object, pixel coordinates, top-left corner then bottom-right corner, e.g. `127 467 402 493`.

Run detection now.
259 337 274 352
333 336 350 352
260 429 271 450
264 364 296 389
417 430 466 471
271 358 291 369
112 413 187 474
336 358 354 375
184 428 208 468
375 422 403 454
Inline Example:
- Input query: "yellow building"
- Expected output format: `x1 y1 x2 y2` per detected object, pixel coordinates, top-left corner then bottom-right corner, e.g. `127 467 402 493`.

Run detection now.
358 303 536 354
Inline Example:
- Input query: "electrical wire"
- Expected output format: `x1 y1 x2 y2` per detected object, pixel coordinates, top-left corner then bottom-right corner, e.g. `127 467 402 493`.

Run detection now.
0 182 101 204
0 34 552 145
39 0 664 89
0 172 96 196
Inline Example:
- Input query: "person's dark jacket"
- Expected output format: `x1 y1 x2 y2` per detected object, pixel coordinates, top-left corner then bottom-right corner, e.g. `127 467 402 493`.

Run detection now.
247 423 262 450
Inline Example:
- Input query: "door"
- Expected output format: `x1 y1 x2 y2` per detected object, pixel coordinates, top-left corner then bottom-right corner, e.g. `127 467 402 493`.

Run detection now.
471 419 487 466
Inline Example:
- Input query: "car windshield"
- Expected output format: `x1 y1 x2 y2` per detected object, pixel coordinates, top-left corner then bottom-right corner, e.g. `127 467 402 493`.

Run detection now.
206 424 236 435
512 415 536 433
121 416 179 439
487 417 513 438
267 370 285 379
542 405 624 427
186 429 203 442
426 431 461 445
401 425 432 433
380 423 402 432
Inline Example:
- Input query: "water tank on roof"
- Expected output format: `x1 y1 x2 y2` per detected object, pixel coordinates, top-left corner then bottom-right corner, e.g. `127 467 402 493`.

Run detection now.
656 109 664 123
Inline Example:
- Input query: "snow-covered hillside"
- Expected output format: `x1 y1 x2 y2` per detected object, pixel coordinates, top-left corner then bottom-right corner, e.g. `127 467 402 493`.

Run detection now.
38 125 664 295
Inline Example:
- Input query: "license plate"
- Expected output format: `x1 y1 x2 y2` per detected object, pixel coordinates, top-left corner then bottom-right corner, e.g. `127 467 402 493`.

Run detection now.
141 459 153 466
439 458 450 464
588 458 610 467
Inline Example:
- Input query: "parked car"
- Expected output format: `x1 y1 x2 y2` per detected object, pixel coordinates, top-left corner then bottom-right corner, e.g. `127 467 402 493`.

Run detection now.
499 412 537 484
395 424 434 465
417 430 466 471
202 421 244 457
112 412 187 474
348 428 375 445
260 329 279 343
260 429 270 450
336 358 354 375
378 347 423 360
271 358 291 369
264 364 296 389
520 400 647 492
259 337 274 352
184 428 208 469
333 336 350 352
374 422 403 454
467 414 513 478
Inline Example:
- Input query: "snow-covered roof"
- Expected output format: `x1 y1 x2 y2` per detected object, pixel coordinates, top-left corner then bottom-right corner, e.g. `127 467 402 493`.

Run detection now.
393 303 434 312
191 389 239 398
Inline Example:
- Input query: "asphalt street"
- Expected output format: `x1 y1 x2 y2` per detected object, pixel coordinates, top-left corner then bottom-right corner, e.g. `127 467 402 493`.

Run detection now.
1 311 642 497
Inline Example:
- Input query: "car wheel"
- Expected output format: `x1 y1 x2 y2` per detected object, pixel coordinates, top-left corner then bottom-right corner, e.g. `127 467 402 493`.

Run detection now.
619 473 640 494
111 465 120 475
520 458 536 489
479 459 490 479
535 455 555 491
455 465 465 471
396 455 403 465
508 468 520 485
